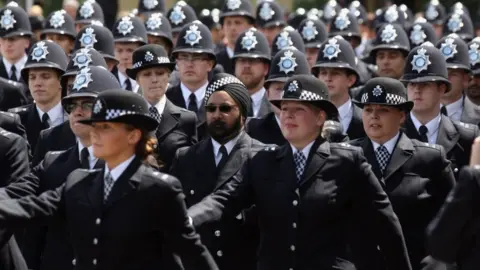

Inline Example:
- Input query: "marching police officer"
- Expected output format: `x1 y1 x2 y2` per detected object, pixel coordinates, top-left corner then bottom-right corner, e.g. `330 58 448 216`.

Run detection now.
435 34 480 126
144 12 173 55
32 48 109 166
233 28 272 118
41 10 76 55
467 37 480 106
127 44 197 170
406 21 438 50
298 18 328 69
401 43 479 179
74 0 105 32
8 40 68 153
255 0 286 47
166 21 217 140
350 77 455 270
171 73 266 270
188 74 412 270
424 0 446 38
270 26 305 58
442 12 474 42
166 1 197 44
247 47 310 146
73 24 119 71
313 36 366 139
216 0 255 75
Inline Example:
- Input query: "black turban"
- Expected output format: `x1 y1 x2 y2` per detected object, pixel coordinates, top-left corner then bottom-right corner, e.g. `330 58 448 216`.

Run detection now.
205 73 252 118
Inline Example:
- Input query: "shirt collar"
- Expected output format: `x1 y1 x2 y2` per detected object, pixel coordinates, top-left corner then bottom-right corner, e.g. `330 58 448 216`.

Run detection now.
250 87 266 106
410 112 441 137
104 155 136 182
3 54 27 73
444 96 464 117
36 102 64 123
211 132 242 158
371 132 400 155
290 140 316 158
226 47 234 58
180 82 207 105
147 95 167 115
337 98 352 120
77 140 96 161
118 71 138 89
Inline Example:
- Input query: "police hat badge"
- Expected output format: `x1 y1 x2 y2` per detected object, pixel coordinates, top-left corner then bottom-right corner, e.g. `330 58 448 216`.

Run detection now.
79 27 98 48
93 99 103 114
117 16 134 36
301 20 317 41
447 14 463 32
440 37 458 59
276 31 293 50
73 67 93 91
334 10 350 30
411 47 431 73
0 9 16 30
184 24 202 46
145 51 154 62
323 38 341 60
278 50 298 74
73 48 93 69
469 43 480 65
287 80 299 92
384 6 399 23
425 5 438 21
410 24 426 45
31 41 49 62
372 85 383 97
170 5 186 25
241 30 258 51
143 0 159 10
146 13 162 30
259 3 275 21
227 0 242 10
50 10 66 28
79 1 94 19
381 24 398 43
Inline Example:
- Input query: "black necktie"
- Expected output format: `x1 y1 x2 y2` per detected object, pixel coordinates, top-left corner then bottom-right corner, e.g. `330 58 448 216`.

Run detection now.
124 79 132 91
81 147 90 169
216 145 229 172
440 106 448 116
41 113 50 129
10 65 17 81
419 125 428 143
188 93 198 114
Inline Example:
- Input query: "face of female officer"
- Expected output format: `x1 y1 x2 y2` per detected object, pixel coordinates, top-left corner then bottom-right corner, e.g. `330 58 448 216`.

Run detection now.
362 104 405 145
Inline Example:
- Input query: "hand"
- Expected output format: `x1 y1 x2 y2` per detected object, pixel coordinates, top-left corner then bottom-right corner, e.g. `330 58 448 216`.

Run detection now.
421 256 448 270
470 136 480 167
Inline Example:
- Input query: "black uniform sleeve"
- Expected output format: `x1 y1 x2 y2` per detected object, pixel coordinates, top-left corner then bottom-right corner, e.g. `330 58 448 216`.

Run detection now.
0 161 44 201
427 167 480 263
4 135 29 185
351 150 412 270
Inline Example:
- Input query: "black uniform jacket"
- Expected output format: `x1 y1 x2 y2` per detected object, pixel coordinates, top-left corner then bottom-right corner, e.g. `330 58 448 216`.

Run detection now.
0 58 30 103
0 78 28 111
166 85 207 140
155 100 197 171
350 133 455 270
427 166 480 270
188 138 412 270
31 122 76 167
346 104 367 140
170 132 267 270
460 95 480 126
0 112 27 141
215 48 234 75
0 157 218 270
246 112 286 146
403 114 479 179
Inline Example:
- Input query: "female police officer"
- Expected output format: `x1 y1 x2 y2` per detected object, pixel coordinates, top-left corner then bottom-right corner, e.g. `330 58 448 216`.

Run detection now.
0 90 218 270
188 74 412 270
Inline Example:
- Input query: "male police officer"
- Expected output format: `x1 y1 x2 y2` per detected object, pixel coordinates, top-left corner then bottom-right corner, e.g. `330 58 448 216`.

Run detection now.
41 10 76 55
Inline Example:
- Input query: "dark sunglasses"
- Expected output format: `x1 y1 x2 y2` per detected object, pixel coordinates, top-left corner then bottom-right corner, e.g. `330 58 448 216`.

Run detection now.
65 101 94 113
205 104 238 113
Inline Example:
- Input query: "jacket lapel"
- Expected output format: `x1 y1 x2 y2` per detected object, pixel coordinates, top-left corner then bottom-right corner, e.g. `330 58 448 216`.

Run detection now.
87 172 104 208
461 96 480 125
274 145 298 189
214 132 250 190
0 59 8 79
346 105 365 139
300 139 330 186
383 133 414 181
166 85 187 109
156 100 179 141
104 158 143 208
436 115 460 153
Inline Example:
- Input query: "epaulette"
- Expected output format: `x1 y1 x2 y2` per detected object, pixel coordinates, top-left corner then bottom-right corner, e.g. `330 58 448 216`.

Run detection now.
152 171 170 180
338 142 352 148
7 79 19 86
8 106 28 114
0 111 15 118
418 142 441 149
263 146 277 151
456 121 475 130
179 108 189 113
0 129 12 138
47 150 65 155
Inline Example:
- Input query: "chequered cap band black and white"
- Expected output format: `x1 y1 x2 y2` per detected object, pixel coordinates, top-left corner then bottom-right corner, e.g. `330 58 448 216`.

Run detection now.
205 76 245 102
132 57 171 69
299 90 324 101
105 109 138 120
361 92 407 104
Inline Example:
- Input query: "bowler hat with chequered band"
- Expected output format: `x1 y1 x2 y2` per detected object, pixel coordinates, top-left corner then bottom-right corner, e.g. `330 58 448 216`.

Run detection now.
75 0 105 25
270 74 339 119
406 22 438 48
353 77 413 111
80 89 159 131
127 44 175 79
265 47 310 86
0 5 33 38
270 26 305 57
435 33 471 72
112 15 148 45
41 10 76 40
74 25 118 65
298 18 328 49
21 40 68 81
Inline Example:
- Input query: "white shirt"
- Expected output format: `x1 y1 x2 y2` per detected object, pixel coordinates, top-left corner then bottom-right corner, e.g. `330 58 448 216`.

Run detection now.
226 46 234 58
251 87 266 118
118 71 139 93
371 132 400 155
337 99 353 134
3 54 27 80
211 133 242 166
104 155 136 183
410 112 441 144
36 102 65 127
290 140 315 159
147 95 167 115
444 96 464 121
77 140 98 169
180 82 207 109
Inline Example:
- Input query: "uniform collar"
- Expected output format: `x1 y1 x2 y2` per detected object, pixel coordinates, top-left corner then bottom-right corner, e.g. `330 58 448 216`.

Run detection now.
118 71 139 92
147 95 167 115
371 132 400 155
180 81 207 105
211 132 242 157
410 112 441 137
104 155 136 182
2 54 27 75
290 140 316 158
36 102 65 126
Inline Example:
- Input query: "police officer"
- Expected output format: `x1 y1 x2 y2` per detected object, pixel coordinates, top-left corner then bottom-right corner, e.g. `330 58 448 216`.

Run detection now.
255 0 286 47
166 1 197 45
188 74 412 270
73 24 119 71
144 12 173 55
127 44 197 171
0 89 219 270
8 40 68 153
406 21 438 50
137 0 165 20
32 48 109 166
270 26 305 58
350 77 455 270
166 21 217 140
298 18 328 69
435 34 480 126
216 0 255 75
199 9 222 50
74 0 105 32
401 43 480 179
443 12 474 42
41 10 76 55
247 47 310 146
171 73 266 270
313 36 366 139
467 37 480 106
111 15 147 92
424 0 446 38
233 28 272 118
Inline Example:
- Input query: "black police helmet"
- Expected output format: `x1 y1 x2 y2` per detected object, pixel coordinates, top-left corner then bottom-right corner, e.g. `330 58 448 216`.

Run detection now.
74 24 118 65
407 22 438 48
424 0 446 25
62 48 108 86
266 47 310 86
0 5 33 38
299 18 328 48
144 12 173 49
313 36 359 81
137 0 166 15
329 9 361 43
21 40 68 81
370 23 410 58
443 12 474 42
75 0 105 25
112 15 148 45
436 33 471 72
41 10 76 40
172 21 216 63
271 26 305 57
256 1 286 29
233 27 271 62
468 37 480 75
166 1 197 33
220 0 255 25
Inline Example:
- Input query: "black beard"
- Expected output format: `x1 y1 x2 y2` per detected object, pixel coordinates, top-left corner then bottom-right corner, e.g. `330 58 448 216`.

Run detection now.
207 116 242 144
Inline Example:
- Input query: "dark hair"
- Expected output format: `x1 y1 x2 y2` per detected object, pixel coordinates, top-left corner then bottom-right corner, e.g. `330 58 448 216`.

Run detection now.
126 125 163 169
